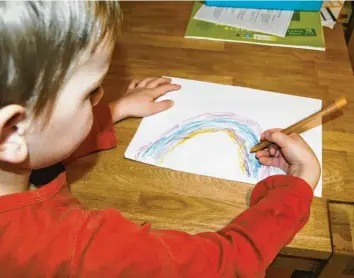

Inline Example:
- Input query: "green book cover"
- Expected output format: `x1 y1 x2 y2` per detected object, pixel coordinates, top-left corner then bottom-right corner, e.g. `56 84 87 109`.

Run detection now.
185 2 325 51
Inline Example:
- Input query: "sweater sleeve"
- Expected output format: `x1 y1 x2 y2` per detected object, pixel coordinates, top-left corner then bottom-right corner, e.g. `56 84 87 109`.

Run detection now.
72 175 313 278
64 103 117 164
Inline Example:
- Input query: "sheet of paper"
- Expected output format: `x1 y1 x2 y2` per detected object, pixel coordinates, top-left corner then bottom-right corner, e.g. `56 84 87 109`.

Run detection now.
194 4 293 37
125 77 323 197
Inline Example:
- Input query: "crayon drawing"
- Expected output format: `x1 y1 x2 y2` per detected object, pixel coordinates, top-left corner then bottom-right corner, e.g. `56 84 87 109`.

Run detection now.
125 77 322 196
135 113 270 180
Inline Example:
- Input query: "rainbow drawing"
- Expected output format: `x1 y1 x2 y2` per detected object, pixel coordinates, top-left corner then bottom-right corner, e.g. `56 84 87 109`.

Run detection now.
135 113 270 180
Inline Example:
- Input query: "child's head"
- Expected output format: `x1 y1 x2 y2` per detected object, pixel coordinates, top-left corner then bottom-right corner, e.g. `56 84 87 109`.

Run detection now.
0 1 121 170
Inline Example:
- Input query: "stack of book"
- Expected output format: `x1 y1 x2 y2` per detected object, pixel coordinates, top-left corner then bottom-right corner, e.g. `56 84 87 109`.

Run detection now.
185 2 325 51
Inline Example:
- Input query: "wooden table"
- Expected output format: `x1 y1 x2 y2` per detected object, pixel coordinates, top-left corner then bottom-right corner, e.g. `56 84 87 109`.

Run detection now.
67 2 354 276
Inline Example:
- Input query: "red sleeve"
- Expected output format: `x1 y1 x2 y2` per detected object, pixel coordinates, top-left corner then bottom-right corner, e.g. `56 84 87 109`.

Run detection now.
72 175 313 278
64 103 117 164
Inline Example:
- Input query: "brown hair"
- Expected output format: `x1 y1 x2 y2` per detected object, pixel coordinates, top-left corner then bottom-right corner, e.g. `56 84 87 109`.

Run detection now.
0 1 122 117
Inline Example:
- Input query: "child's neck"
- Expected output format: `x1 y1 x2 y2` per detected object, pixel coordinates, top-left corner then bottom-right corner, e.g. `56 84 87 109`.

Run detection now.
0 162 31 196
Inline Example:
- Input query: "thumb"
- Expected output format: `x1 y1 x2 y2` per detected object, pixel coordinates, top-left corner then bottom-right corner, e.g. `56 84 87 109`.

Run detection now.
150 100 174 115
264 131 291 149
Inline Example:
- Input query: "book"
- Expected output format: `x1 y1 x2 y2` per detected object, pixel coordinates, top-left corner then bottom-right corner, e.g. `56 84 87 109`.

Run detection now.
205 0 323 11
185 2 325 51
194 4 294 37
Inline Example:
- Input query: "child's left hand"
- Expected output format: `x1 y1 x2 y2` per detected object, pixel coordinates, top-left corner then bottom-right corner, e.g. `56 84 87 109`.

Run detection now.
109 77 181 123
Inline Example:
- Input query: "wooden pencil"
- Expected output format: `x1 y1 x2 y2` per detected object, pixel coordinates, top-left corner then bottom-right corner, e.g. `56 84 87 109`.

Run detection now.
250 96 348 153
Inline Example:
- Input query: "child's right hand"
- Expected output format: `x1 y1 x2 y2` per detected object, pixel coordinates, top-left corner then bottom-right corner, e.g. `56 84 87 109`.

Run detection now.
256 129 321 190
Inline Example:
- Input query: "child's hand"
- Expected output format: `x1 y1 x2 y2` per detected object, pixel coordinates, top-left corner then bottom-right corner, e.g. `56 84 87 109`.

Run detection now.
109 77 181 123
256 129 321 190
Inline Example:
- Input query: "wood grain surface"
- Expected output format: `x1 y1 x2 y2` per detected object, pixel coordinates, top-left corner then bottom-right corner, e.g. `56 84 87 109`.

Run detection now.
320 203 354 277
66 1 354 261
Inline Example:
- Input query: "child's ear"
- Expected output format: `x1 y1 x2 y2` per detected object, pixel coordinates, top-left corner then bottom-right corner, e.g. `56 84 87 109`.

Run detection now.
0 105 28 164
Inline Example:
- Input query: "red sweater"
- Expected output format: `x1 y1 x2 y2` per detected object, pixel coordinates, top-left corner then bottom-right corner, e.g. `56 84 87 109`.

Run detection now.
0 104 313 278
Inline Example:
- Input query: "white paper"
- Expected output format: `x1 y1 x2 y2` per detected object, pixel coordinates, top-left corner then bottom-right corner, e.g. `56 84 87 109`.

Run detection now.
184 35 325 51
125 77 323 197
194 4 293 38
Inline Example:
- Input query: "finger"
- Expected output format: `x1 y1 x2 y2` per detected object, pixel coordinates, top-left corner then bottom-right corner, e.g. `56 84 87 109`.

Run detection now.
255 149 269 158
268 144 278 156
146 77 172 88
264 130 293 149
149 100 174 115
289 132 304 142
128 79 140 90
258 157 275 166
274 149 281 158
152 83 181 99
261 128 283 140
136 77 156 88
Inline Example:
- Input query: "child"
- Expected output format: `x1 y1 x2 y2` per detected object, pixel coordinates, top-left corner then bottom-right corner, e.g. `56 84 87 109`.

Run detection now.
0 1 321 278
